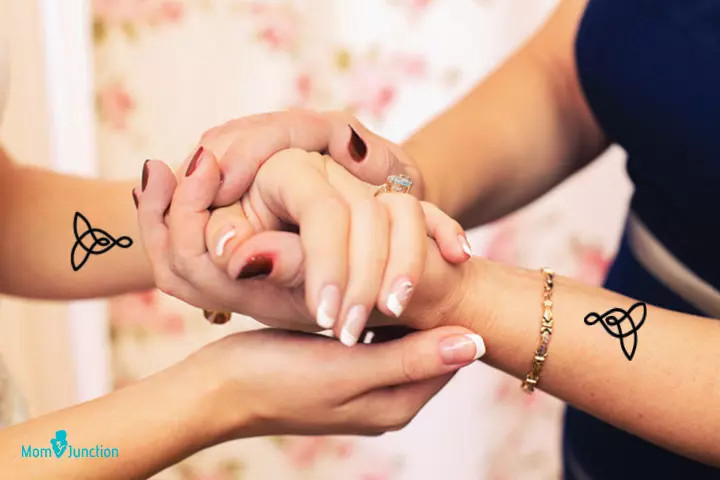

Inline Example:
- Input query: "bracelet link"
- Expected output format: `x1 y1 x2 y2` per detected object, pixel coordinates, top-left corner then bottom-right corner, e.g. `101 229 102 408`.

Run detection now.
521 267 555 394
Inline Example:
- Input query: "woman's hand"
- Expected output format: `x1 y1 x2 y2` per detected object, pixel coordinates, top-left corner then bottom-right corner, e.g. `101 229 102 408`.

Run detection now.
202 148 476 341
194 109 425 206
136 148 473 343
187 325 485 439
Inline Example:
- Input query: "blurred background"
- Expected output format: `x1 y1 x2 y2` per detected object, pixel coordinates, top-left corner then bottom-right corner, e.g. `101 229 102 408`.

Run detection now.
0 0 632 479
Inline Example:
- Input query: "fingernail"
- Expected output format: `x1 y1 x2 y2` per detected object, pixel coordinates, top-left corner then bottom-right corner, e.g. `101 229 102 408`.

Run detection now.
459 234 473 257
439 333 486 365
132 189 139 209
348 125 367 162
340 305 367 347
215 229 237 257
186 146 205 177
141 159 150 191
203 309 231 325
387 278 414 317
316 284 340 329
237 255 273 279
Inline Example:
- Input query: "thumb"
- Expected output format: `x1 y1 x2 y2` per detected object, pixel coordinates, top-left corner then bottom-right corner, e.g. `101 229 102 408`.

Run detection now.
349 325 486 390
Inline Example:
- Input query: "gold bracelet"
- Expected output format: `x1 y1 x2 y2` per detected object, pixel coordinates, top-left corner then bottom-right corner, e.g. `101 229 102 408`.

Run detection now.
521 267 555 394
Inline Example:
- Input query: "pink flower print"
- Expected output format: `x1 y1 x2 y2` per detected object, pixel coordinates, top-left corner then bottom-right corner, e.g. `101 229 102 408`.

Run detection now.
348 68 398 119
93 0 184 28
250 4 301 52
484 220 519 263
93 0 144 24
147 1 184 26
344 53 427 119
571 238 611 286
110 290 185 335
295 73 312 105
96 82 135 130
392 0 434 20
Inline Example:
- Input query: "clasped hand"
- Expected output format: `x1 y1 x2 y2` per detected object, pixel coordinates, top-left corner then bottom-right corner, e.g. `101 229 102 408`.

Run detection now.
133 112 485 440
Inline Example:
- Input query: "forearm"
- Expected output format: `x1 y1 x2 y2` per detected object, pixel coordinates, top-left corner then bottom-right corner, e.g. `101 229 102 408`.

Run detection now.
404 0 607 224
0 149 153 298
0 359 224 479
454 259 720 465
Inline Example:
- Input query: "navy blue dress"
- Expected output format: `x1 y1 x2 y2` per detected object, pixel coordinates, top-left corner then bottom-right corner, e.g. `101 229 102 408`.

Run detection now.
567 0 720 477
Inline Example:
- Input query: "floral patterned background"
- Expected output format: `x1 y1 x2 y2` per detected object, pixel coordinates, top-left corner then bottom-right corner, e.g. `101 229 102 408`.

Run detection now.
93 1 631 479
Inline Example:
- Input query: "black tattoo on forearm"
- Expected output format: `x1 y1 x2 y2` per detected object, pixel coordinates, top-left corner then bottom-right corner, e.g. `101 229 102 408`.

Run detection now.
584 302 647 361
71 212 133 271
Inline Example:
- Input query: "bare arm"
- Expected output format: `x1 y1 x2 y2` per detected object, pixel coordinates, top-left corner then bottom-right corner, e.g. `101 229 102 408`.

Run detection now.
0 359 219 480
405 0 608 224
0 146 153 298
446 259 720 465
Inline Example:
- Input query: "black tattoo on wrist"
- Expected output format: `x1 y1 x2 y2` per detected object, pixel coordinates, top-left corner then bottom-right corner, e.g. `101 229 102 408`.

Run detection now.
584 302 647 361
71 212 133 271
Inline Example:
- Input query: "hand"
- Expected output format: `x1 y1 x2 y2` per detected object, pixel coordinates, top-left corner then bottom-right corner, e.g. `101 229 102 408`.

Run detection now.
202 148 475 340
194 109 425 206
136 148 472 341
185 325 485 440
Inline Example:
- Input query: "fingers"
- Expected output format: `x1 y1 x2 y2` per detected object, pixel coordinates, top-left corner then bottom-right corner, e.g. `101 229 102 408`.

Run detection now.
345 326 485 391
226 230 305 289
346 374 454 434
420 201 473 263
167 146 221 259
205 202 255 271
334 199 390 346
374 193 428 320
324 111 403 187
201 110 405 206
136 159 210 306
208 111 336 206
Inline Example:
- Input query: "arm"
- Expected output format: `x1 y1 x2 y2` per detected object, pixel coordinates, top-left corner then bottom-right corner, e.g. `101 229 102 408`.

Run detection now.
405 0 609 223
441 259 720 465
192 0 607 228
0 357 218 479
0 326 481 479
0 146 153 298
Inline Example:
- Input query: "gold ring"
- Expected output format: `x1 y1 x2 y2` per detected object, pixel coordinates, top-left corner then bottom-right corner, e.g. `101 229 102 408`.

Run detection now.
203 309 232 325
373 174 413 197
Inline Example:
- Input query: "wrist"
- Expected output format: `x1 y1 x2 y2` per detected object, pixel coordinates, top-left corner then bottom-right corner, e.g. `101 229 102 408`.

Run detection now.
167 349 255 447
446 257 501 335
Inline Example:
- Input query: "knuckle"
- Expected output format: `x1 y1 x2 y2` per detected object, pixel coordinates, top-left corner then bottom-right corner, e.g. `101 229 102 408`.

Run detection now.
401 346 424 383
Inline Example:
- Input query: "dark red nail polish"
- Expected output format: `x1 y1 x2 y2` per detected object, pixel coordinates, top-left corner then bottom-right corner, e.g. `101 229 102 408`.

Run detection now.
132 189 139 209
141 160 149 191
348 125 367 162
237 255 273 279
186 146 204 177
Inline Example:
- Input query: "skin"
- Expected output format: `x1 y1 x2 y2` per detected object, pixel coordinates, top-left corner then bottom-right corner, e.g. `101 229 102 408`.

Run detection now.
0 325 481 479
0 147 153 297
139 0 720 466
199 148 720 465
138 149 469 345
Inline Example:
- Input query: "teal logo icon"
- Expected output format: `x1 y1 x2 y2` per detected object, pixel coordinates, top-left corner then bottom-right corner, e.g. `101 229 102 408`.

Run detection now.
50 430 68 458
21 430 118 459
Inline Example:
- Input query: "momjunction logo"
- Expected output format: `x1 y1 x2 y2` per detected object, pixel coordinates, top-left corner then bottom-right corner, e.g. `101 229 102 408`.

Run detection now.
21 430 119 459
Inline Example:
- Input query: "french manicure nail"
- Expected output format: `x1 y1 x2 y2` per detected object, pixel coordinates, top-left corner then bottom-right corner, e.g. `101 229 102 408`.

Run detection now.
340 305 367 347
215 229 237 257
439 333 486 365
141 160 150 191
237 255 273 279
185 146 205 177
316 284 340 329
387 278 414 317
132 189 139 209
459 234 473 256
348 125 367 162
